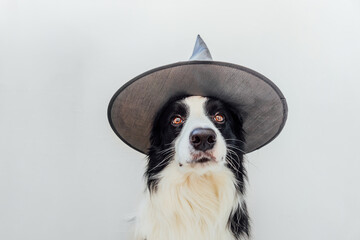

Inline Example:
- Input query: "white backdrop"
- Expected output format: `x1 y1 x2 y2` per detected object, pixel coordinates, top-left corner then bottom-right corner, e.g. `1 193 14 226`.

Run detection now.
1 0 360 239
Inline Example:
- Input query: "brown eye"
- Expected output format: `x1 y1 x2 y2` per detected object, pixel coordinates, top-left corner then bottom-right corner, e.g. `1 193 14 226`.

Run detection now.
171 116 184 126
213 113 225 123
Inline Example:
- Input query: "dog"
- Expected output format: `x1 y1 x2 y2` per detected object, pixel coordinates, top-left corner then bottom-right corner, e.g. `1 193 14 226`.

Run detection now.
133 95 250 240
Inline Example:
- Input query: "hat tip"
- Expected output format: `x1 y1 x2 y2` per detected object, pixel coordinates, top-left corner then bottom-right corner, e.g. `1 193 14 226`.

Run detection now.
189 35 213 61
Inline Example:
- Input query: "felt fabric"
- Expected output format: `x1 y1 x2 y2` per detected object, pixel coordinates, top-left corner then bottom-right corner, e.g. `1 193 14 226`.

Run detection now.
108 36 288 154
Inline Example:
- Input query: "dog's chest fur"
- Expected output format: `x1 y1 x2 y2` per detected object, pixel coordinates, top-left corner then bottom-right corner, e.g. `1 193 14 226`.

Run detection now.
134 162 241 240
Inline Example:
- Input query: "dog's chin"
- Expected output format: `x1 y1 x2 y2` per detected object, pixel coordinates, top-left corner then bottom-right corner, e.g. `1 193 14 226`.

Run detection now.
189 156 215 166
194 157 213 163
184 152 223 168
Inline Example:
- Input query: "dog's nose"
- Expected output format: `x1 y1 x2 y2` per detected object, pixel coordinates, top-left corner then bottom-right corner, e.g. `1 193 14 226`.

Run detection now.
190 128 216 151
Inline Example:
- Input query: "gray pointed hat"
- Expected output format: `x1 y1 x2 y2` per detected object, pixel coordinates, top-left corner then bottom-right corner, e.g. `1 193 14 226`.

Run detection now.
108 35 288 154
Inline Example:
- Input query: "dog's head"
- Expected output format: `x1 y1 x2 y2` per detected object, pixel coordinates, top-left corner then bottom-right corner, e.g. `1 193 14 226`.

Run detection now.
146 96 246 191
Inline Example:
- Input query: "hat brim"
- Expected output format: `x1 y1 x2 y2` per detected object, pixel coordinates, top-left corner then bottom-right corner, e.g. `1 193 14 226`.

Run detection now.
108 61 287 154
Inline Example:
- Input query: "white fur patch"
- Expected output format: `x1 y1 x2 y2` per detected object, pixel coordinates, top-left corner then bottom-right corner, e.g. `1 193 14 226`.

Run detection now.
133 96 243 240
134 162 243 240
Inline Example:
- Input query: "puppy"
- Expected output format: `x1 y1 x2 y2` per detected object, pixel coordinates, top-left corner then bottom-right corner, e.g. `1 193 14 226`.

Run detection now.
134 96 250 240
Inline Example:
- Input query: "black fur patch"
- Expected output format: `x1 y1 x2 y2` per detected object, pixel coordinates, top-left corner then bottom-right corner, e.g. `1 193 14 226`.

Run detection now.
229 202 250 239
145 95 189 192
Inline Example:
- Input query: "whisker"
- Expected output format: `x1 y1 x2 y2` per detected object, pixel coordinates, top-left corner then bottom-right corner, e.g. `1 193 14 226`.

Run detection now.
157 147 175 155
226 155 241 174
228 145 257 168
226 149 241 168
227 144 246 154
156 145 175 153
226 149 240 166
148 152 174 173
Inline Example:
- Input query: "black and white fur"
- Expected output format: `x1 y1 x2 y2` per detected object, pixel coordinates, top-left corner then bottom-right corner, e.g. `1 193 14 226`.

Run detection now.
134 96 250 240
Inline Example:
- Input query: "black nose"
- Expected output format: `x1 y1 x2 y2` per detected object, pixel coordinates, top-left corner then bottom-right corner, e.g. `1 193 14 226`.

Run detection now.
190 128 216 151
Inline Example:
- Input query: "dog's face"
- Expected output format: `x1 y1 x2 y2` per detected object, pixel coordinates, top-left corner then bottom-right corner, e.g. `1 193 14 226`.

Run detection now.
147 96 246 190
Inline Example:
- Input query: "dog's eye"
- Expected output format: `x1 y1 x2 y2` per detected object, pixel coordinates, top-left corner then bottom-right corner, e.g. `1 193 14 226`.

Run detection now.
171 116 184 126
213 113 225 123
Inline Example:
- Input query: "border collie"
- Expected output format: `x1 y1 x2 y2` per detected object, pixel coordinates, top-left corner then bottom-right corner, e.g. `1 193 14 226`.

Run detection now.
134 96 249 240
